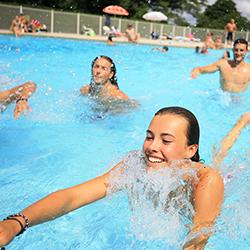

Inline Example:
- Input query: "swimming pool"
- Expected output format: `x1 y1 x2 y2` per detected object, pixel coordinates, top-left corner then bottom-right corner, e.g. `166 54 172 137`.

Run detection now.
0 35 249 249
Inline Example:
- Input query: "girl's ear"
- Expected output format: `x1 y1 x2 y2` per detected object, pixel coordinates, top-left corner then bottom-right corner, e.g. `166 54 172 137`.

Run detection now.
187 144 198 159
109 71 114 80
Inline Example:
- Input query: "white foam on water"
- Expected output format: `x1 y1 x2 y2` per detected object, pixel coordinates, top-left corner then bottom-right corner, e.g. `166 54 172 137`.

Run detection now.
107 150 198 246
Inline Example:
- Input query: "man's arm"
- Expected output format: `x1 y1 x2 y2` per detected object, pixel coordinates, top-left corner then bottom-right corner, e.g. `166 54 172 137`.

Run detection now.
0 81 36 102
80 84 90 95
213 112 250 166
0 81 37 119
191 60 222 79
224 23 228 32
183 168 224 250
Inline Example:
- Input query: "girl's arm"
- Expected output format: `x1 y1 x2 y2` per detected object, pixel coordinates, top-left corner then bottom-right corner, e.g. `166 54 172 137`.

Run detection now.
183 168 224 250
0 162 123 247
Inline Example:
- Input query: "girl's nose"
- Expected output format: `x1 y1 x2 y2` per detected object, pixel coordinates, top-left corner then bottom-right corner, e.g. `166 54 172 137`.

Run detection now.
148 139 160 152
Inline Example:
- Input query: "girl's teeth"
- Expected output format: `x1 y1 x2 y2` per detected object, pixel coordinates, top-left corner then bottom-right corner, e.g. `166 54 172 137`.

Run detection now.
148 157 163 163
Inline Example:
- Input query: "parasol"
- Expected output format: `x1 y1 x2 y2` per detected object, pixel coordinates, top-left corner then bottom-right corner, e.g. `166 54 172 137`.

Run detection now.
103 5 129 16
142 11 168 21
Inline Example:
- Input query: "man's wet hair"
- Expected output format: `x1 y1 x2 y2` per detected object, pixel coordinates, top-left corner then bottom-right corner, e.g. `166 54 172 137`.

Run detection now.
162 46 169 51
234 38 248 50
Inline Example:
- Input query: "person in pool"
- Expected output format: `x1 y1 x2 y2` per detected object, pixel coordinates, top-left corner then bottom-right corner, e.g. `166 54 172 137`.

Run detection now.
191 38 250 93
80 56 129 102
153 46 169 53
106 34 114 46
1 107 249 249
0 81 37 119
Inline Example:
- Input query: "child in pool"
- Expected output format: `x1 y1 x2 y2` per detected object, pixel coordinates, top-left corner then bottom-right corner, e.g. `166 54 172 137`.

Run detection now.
0 107 248 249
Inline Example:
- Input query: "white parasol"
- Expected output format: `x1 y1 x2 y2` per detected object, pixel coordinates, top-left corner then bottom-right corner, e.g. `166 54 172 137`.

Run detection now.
142 11 168 22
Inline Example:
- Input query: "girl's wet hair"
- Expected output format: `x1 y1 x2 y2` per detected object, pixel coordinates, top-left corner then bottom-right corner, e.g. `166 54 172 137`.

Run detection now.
155 106 201 162
91 55 119 88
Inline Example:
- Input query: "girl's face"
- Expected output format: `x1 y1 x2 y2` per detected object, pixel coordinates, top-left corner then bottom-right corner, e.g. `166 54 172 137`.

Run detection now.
143 114 198 169
92 58 114 85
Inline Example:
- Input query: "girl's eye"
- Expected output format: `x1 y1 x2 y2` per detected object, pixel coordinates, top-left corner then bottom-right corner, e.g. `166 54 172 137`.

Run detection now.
101 66 109 71
146 136 153 140
163 140 172 144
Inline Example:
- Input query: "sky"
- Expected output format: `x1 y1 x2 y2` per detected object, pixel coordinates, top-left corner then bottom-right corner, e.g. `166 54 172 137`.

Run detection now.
208 0 250 19
184 0 250 25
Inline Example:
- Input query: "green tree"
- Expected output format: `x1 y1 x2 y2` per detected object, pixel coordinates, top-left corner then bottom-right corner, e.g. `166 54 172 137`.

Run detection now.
145 0 207 25
196 0 250 30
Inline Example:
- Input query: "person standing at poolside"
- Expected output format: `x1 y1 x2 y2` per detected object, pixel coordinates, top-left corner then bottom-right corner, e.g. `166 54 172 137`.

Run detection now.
204 32 216 49
191 38 250 93
224 19 237 46
215 35 224 49
125 24 140 43
0 81 37 119
80 56 129 101
10 15 22 37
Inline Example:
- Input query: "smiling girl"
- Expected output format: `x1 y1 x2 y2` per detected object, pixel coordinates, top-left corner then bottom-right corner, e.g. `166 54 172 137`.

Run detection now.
1 107 248 249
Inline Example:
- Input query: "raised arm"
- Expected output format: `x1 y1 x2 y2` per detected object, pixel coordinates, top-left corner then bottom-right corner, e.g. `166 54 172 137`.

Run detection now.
191 60 222 79
183 168 224 250
213 112 250 166
0 81 37 119
0 161 123 247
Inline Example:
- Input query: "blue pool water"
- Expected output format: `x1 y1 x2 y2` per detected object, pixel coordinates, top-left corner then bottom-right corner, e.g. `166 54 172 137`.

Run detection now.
0 35 249 249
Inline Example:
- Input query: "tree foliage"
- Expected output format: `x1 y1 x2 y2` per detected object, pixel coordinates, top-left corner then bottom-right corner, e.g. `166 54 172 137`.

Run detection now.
196 0 250 30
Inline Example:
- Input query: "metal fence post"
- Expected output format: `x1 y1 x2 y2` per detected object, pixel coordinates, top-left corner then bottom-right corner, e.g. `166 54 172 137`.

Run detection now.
246 32 249 42
20 5 23 14
183 27 186 37
135 21 138 32
160 24 163 37
51 9 54 33
172 25 175 37
118 18 121 31
99 16 102 35
77 13 80 35
150 23 153 35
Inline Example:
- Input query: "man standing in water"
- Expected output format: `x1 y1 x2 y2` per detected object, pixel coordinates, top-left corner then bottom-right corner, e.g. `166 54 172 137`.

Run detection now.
224 19 237 46
191 38 250 93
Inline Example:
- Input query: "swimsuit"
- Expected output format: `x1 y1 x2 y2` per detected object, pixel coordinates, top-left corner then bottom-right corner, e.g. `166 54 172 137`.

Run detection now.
227 32 233 41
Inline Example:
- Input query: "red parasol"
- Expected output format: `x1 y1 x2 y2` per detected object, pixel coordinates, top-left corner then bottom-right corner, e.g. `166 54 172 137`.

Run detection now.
103 5 129 16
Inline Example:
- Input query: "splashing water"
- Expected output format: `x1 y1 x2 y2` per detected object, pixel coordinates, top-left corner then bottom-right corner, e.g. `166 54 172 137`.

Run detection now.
107 150 198 247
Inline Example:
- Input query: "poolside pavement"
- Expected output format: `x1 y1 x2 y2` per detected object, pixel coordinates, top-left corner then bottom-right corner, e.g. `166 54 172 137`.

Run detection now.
0 29 234 49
